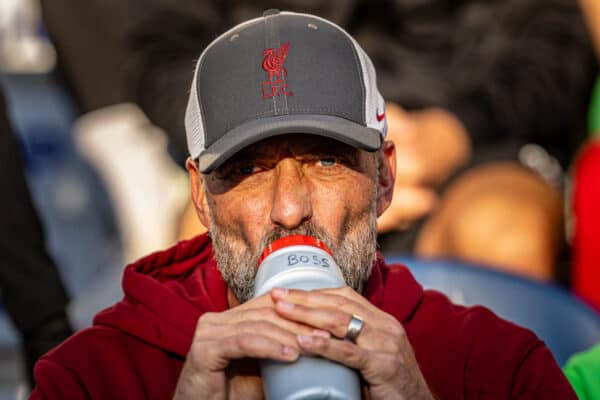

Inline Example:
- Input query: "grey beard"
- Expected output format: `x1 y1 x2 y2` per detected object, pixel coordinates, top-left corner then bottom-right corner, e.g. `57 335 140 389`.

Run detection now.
210 207 378 304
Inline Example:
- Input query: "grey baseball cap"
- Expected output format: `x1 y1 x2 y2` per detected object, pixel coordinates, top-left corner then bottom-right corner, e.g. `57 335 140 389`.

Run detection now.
185 10 387 173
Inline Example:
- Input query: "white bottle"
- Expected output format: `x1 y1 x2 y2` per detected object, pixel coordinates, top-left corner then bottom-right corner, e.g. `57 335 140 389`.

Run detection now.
253 235 361 400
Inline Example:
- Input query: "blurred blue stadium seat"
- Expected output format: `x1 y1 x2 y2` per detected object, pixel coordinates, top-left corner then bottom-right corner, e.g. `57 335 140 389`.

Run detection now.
387 256 600 366
1 72 121 308
0 72 122 398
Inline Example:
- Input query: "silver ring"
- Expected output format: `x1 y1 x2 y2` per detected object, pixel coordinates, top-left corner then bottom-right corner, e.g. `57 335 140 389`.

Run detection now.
344 315 364 343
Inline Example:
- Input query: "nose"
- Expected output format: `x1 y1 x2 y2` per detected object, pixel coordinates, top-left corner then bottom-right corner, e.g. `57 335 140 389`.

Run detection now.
269 158 313 230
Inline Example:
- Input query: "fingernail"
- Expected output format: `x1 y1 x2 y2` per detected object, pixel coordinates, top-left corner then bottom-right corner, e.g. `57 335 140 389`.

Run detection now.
282 346 298 357
312 329 330 338
272 287 288 297
277 300 294 312
297 335 313 347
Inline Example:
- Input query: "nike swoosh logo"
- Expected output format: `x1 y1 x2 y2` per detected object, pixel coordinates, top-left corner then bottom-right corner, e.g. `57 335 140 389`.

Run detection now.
376 111 385 122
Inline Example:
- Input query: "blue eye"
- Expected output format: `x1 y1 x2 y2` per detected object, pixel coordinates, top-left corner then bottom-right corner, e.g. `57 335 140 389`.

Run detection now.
319 158 337 167
238 165 257 175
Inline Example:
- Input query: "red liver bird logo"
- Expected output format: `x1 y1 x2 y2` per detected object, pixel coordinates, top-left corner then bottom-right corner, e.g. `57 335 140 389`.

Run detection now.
261 42 293 98
262 42 289 81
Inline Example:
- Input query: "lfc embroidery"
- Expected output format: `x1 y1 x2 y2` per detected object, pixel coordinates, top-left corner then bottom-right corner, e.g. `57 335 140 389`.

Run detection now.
262 42 293 98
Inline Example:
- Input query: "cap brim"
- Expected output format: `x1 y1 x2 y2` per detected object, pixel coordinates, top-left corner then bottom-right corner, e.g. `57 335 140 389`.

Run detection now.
197 114 383 173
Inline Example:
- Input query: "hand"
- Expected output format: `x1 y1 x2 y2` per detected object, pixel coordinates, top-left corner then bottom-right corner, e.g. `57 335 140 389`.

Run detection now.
173 292 319 400
271 287 435 400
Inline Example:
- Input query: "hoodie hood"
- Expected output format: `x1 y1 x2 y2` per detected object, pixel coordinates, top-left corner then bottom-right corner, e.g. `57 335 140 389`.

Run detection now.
93 233 423 358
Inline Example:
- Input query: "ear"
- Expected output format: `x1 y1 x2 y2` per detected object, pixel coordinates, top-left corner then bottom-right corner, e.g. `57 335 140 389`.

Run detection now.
375 140 396 217
185 157 211 228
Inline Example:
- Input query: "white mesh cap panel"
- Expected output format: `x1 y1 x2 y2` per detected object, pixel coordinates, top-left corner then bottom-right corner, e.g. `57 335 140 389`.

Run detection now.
184 60 205 160
184 16 264 159
350 38 387 138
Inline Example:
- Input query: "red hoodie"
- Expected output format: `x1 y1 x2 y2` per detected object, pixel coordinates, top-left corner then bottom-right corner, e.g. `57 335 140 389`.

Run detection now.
30 233 574 399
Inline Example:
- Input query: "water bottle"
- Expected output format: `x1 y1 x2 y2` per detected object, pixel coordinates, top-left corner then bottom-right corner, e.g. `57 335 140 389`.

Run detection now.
253 235 361 400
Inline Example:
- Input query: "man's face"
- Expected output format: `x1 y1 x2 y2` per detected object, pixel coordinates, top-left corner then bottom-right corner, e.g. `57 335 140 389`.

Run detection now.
188 134 395 303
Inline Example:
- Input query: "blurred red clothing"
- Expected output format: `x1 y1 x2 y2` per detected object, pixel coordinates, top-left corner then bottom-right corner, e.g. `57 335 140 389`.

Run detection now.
573 140 600 310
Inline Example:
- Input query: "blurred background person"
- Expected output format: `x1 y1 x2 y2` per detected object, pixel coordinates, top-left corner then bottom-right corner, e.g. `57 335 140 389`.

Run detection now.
38 0 190 264
572 0 600 311
0 0 73 389
563 343 600 399
0 90 72 388
581 0 600 62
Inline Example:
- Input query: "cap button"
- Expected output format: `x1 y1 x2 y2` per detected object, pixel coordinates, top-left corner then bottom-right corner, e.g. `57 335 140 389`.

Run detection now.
263 9 280 17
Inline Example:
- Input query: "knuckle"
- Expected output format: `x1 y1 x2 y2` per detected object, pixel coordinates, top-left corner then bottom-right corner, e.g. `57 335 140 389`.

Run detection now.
338 312 352 326
332 295 349 308
289 289 306 298
235 320 254 333
234 334 251 350
338 341 360 360
255 320 274 330
249 307 276 321
378 353 403 375
308 335 327 350
383 337 401 355
246 320 276 333
194 313 216 338
295 323 316 336
197 312 215 326
257 307 276 320
324 313 348 332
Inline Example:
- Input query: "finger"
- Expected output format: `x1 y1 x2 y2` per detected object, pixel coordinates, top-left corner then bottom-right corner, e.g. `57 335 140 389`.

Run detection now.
296 336 404 384
296 335 367 371
197 334 299 372
275 300 367 340
271 288 368 316
272 287 405 340
274 300 344 337
198 293 273 325
195 320 303 349
198 306 316 336
278 301 405 355
202 292 274 321
273 287 386 322
315 286 403 326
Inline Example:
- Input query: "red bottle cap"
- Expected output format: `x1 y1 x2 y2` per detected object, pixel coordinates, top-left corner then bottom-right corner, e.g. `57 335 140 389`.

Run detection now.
258 235 333 266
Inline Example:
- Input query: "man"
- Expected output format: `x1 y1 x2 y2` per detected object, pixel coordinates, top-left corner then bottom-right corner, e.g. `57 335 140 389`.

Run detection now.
31 11 575 399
